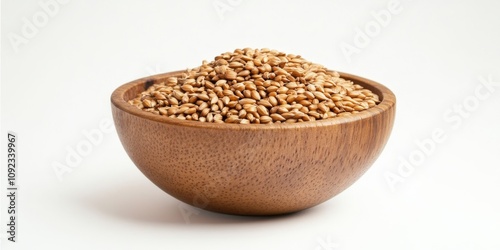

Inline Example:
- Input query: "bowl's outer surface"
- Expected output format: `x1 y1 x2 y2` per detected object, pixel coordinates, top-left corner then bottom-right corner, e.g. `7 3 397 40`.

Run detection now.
111 71 396 215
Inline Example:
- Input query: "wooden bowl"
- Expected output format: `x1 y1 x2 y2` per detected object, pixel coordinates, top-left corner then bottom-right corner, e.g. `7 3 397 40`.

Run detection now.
111 71 396 216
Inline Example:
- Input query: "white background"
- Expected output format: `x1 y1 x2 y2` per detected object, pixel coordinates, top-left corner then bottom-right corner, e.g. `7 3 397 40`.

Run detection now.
1 0 500 249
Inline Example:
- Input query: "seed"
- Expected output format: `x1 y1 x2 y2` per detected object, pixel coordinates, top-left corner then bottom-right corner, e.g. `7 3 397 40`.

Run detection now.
239 98 256 105
153 92 167 100
308 111 321 119
225 70 237 80
267 86 279 93
180 103 195 108
211 104 219 111
233 82 245 91
257 105 269 116
221 96 230 105
281 112 295 119
235 90 244 98
318 103 329 113
299 100 311 106
181 84 194 93
226 115 240 123
166 77 177 85
210 95 219 105
243 104 257 114
181 94 189 104
238 70 250 77
286 94 296 103
307 84 316 92
168 97 179 106
304 91 315 100
277 106 289 114
214 114 223 122
142 99 156 108
197 94 210 101
260 116 273 123
258 99 273 108
229 62 244 68
354 105 365 111
270 113 286 122
198 102 208 111
172 90 183 100
185 107 197 115
251 90 261 100
158 107 168 115
201 108 210 117
313 91 328 101
129 48 380 124
243 90 252 98
269 96 278 106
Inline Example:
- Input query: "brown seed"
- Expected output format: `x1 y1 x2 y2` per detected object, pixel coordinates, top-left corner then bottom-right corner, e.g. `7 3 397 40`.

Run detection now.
308 111 321 119
277 106 289 114
313 91 328 101
214 114 223 122
229 61 244 68
225 70 237 80
198 102 208 111
269 96 278 106
173 90 183 100
233 82 245 91
181 94 189 104
226 115 240 123
153 92 167 100
270 113 286 122
221 96 230 105
238 70 250 77
181 84 194 93
185 107 197 115
260 116 273 123
277 87 288 94
258 99 273 108
354 105 365 111
318 103 329 113
304 91 315 100
286 82 298 89
158 107 168 115
142 99 156 108
167 107 178 116
168 97 179 106
281 112 295 119
166 77 177 85
201 108 210 117
257 105 269 116
267 86 279 93
243 90 252 98
246 113 255 122
251 90 261 100
210 96 219 105
299 100 311 106
239 98 256 105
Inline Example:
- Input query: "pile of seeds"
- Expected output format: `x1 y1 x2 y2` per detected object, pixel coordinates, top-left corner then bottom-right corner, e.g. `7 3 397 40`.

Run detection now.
129 48 380 124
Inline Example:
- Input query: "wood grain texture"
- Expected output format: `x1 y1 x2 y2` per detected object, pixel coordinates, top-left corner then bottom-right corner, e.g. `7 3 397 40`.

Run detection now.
111 71 396 215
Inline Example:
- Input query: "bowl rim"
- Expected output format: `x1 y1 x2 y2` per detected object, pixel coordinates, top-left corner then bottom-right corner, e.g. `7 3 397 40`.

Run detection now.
111 71 396 130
